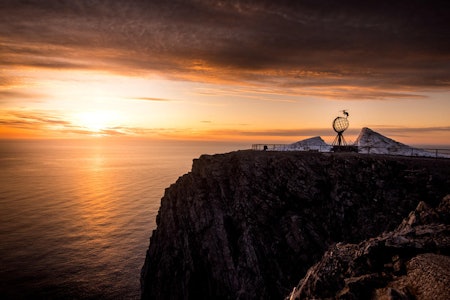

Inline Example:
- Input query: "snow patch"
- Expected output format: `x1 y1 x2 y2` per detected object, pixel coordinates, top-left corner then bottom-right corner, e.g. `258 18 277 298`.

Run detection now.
275 136 331 152
355 127 436 157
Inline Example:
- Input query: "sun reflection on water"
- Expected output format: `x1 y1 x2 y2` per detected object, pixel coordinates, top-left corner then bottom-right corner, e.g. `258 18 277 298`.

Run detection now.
0 139 245 298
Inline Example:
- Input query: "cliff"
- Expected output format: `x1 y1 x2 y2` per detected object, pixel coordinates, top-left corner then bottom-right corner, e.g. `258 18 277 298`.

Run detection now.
141 151 450 299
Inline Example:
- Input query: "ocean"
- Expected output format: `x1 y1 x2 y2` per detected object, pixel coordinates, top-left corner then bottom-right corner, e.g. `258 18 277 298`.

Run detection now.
0 139 247 299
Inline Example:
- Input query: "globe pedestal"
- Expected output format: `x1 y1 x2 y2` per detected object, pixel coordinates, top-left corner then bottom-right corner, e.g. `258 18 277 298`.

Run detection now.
332 132 346 146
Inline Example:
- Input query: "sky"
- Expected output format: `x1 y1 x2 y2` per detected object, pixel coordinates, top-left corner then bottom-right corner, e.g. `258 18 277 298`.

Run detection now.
1 0 449 144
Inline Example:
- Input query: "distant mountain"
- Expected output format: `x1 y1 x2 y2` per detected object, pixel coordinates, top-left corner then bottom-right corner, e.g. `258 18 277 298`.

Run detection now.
355 127 435 157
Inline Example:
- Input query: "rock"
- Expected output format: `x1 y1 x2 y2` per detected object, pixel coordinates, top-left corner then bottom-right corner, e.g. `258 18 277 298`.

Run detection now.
289 195 450 300
141 150 450 299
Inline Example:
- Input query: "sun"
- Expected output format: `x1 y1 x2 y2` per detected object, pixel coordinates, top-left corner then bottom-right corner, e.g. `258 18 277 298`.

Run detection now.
76 111 119 133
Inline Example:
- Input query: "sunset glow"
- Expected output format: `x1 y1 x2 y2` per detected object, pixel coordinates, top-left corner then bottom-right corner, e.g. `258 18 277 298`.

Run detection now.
1 1 449 145
74 111 122 134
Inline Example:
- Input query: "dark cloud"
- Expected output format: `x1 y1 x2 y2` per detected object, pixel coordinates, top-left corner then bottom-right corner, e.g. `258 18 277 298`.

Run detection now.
1 0 449 97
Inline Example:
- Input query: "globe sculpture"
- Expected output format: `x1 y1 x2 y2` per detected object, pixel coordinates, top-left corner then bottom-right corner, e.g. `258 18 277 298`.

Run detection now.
332 111 349 146
333 116 349 134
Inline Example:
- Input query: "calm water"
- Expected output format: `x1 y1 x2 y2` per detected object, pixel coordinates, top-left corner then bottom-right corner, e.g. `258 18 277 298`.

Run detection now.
0 139 247 299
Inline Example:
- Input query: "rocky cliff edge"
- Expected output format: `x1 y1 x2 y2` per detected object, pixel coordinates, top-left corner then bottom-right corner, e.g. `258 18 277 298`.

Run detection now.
141 151 450 299
289 194 450 299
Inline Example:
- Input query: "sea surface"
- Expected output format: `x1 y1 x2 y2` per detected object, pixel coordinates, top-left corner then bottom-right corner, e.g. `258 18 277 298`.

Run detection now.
0 139 247 299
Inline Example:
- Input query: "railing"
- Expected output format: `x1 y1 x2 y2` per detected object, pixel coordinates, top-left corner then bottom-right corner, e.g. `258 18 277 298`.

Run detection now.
252 144 290 151
251 144 331 152
357 146 450 158
424 148 450 158
251 144 450 158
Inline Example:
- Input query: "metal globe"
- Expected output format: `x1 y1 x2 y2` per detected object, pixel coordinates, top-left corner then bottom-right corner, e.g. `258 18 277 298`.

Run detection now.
332 117 349 133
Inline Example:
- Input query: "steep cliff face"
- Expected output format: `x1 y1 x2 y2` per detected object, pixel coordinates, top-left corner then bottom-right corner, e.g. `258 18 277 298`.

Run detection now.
141 151 450 299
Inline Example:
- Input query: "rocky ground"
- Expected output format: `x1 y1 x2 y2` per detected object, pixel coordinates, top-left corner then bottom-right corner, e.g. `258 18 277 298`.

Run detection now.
141 151 450 299
289 195 450 299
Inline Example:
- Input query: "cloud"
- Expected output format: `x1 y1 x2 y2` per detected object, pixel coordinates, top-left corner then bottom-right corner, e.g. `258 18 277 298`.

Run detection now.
127 97 172 102
194 126 450 142
1 0 449 99
2 109 448 140
0 110 89 134
368 125 450 134
204 127 360 138
0 111 71 128
0 90 48 104
0 109 181 137
193 84 428 101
